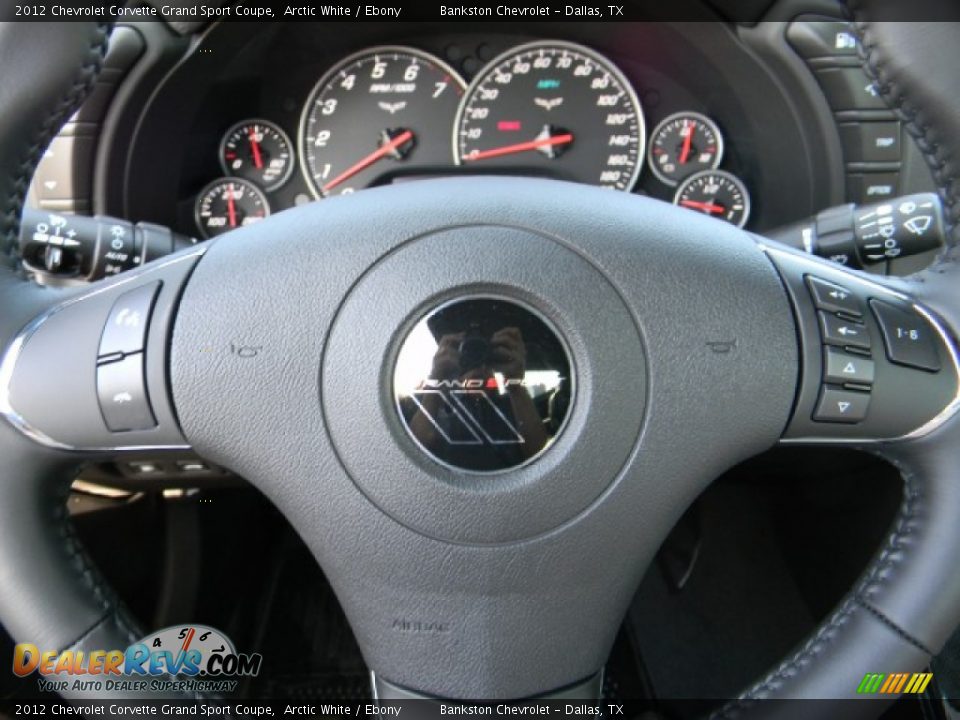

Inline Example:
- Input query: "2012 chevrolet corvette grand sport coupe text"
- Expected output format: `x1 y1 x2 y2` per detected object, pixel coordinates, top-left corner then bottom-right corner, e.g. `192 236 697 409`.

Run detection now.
0 2 959 719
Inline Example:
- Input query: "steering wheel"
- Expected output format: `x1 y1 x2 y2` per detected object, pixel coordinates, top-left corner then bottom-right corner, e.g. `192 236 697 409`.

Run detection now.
2 8 960 712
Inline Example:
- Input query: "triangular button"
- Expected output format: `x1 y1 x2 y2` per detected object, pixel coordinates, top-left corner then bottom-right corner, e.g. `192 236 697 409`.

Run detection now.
838 401 851 413
843 362 857 374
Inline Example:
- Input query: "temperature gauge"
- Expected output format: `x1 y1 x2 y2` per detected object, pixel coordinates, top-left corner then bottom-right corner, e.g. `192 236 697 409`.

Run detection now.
195 178 270 239
219 119 294 191
648 112 723 186
673 169 750 228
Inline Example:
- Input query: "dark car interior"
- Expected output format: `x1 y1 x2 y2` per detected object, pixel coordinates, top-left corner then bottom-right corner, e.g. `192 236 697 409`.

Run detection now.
1 3 960 718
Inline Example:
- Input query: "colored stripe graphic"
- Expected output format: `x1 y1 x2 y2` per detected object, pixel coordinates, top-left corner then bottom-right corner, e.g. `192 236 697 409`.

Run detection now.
857 673 885 694
857 672 932 694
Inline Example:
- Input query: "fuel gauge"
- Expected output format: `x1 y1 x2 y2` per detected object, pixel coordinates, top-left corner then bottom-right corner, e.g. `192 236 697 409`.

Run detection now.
648 112 723 186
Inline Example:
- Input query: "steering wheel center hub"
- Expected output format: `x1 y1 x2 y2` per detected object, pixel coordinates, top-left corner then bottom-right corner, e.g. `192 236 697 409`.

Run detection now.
394 296 573 474
317 222 647 545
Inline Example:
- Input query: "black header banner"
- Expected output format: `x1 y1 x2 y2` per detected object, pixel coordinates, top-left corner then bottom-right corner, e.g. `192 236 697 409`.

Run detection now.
3 0 956 23
0 698 910 719
0 0 825 23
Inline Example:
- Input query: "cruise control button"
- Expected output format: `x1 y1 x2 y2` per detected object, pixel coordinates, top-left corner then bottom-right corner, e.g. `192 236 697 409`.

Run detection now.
97 353 156 431
806 276 864 317
818 312 871 350
870 299 941 371
99 281 160 358
823 346 875 385
814 386 870 423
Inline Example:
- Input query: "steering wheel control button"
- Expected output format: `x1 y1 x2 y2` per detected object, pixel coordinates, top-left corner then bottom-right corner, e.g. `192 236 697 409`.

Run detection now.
806 276 864 317
394 297 572 473
818 312 871 350
870 300 942 372
96 353 156 432
815 68 887 111
823 346 875 386
98 281 161 359
839 122 901 164
787 20 860 59
814 386 871 423
846 172 899 204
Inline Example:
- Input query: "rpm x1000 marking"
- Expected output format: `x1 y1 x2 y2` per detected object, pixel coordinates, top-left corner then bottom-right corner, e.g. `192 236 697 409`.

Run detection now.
299 46 466 198
454 40 644 191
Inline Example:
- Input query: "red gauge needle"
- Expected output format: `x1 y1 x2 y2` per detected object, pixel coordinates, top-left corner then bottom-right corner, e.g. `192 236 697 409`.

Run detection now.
248 128 263 169
680 199 725 214
322 129 415 193
679 121 695 164
226 183 238 227
464 133 574 162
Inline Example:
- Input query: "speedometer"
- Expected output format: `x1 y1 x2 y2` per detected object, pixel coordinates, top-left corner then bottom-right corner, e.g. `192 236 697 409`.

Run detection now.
299 47 466 198
454 40 644 191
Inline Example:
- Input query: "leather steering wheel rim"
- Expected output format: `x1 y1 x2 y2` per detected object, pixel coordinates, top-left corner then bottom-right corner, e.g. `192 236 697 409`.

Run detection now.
0 10 959 712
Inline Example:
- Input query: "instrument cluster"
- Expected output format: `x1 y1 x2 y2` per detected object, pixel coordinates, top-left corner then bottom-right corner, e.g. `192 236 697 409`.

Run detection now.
193 39 752 239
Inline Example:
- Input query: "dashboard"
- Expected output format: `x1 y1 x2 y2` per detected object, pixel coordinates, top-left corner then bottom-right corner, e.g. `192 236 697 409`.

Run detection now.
193 38 755 238
116 22 826 238
27 16 941 282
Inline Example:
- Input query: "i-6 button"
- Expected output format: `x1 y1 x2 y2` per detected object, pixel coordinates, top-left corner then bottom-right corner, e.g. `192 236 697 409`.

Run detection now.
870 299 941 372
823 346 875 385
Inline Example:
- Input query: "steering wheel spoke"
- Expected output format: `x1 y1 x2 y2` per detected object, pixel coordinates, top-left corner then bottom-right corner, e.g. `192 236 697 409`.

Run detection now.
1 250 202 453
763 244 959 445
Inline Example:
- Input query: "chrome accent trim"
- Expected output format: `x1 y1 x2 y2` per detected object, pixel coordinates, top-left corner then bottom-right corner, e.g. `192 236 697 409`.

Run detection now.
761 243 960 444
0 249 204 453
902 302 960 440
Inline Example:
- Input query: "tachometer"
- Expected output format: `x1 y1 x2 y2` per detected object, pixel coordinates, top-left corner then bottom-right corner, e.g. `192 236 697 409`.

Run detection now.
454 40 644 191
299 47 466 198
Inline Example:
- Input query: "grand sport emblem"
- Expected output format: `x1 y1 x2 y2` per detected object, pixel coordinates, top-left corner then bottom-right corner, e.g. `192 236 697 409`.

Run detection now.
394 297 573 473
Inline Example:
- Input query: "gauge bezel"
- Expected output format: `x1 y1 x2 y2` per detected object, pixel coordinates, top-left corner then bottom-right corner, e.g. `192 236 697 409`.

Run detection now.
297 45 467 200
218 118 296 192
452 39 646 193
194 176 272 240
672 168 751 228
647 111 725 187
